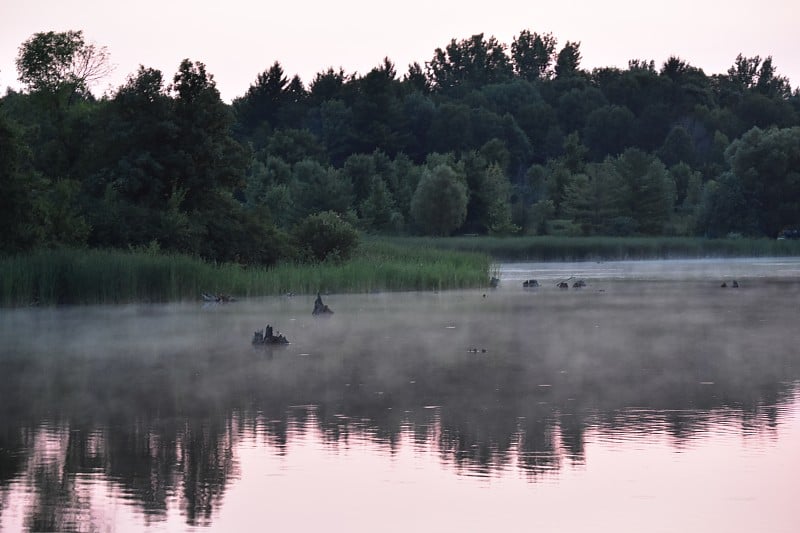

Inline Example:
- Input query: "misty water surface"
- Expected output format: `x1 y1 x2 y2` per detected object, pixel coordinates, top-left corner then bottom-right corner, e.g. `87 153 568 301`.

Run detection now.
1 258 799 532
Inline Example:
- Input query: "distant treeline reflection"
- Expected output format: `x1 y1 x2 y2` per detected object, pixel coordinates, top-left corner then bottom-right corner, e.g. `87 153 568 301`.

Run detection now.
0 346 796 529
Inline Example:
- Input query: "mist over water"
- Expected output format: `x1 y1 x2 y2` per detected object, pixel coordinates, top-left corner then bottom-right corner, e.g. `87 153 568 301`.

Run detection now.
1 258 799 532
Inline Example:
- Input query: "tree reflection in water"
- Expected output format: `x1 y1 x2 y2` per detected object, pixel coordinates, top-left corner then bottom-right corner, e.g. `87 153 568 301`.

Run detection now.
0 280 799 529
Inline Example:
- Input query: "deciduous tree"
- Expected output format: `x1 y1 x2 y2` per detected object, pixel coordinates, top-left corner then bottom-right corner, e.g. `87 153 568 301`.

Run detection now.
410 164 468 235
15 30 112 104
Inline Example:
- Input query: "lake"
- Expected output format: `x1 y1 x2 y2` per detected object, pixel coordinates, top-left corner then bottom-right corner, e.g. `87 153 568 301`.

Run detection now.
1 258 799 532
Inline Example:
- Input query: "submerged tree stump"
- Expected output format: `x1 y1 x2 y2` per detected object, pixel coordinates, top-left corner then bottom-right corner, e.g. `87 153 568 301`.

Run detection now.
252 324 289 345
313 293 334 316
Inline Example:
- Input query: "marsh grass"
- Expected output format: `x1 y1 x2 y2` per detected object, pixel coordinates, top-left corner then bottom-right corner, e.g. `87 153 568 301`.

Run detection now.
0 242 491 306
5 236 796 306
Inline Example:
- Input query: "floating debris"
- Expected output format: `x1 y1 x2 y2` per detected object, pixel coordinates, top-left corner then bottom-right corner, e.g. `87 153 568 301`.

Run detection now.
523 279 539 288
202 292 236 303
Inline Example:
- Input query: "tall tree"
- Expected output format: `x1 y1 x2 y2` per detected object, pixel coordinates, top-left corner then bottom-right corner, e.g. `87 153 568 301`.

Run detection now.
480 163 518 234
427 33 512 93
359 175 402 233
15 30 112 106
410 164 468 235
511 30 557 81
562 161 626 234
658 125 697 167
613 148 675 234
290 159 353 220
555 41 582 79
309 67 348 103
233 61 289 138
403 62 430 93
726 126 800 237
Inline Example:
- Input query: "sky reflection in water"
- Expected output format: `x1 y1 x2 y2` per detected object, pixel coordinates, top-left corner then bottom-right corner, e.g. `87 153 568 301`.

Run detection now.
1 258 799 532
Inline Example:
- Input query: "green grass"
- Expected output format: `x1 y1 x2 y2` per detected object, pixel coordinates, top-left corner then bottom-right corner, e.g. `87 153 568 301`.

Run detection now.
388 236 800 261
4 236 797 307
0 242 492 307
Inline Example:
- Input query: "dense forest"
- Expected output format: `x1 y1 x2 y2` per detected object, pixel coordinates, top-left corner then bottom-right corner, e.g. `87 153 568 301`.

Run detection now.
2 29 799 265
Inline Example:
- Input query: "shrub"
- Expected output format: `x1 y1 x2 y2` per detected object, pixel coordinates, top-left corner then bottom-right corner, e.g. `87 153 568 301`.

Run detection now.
292 211 360 263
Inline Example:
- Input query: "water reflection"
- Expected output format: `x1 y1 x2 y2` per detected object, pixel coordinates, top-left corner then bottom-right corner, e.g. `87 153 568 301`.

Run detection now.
1 261 799 530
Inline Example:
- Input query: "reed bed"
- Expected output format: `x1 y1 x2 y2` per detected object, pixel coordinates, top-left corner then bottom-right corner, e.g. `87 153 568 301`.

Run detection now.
0 243 492 307
5 237 795 306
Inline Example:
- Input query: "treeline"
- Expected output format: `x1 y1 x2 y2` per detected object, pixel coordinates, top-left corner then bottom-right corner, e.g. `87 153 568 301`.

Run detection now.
2 29 800 265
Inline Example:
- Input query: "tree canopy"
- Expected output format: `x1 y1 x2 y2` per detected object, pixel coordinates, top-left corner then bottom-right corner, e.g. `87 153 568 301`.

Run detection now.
2 28 800 262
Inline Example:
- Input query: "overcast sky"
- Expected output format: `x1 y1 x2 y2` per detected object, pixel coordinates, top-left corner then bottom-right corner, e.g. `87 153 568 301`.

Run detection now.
2 0 798 103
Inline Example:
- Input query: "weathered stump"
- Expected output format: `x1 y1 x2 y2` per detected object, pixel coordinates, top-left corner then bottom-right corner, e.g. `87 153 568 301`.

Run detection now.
252 324 290 345
313 293 334 316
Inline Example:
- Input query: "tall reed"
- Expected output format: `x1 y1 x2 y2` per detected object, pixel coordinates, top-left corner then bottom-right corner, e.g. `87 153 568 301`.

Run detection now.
0 243 492 307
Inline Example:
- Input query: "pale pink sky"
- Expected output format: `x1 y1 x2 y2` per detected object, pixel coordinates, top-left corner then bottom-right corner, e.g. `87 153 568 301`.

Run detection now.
1 0 798 103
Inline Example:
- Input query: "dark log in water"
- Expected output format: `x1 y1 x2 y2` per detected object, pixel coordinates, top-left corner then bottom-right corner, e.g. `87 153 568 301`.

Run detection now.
202 292 236 303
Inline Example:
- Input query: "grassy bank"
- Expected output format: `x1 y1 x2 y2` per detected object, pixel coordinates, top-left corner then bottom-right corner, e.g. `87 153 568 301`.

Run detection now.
390 236 800 261
0 241 492 307
4 236 797 306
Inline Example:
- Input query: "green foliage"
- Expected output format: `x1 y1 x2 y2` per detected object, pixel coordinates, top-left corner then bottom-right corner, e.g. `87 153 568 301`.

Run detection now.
410 164 469 236
5 26 800 254
233 61 288 136
555 41 582 79
359 176 403 233
427 33 513 94
613 149 676 234
15 30 112 106
562 160 626 234
265 128 327 165
37 179 91 247
292 211 360 262
725 126 800 237
669 162 703 208
725 54 792 98
0 112 40 252
658 125 697 167
290 159 354 221
583 104 635 157
170 59 248 213
557 86 607 133
525 200 555 235
511 30 557 81
480 163 518 234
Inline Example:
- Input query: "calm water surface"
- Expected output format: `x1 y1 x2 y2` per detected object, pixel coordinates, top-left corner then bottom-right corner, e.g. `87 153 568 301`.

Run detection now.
1 258 799 532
